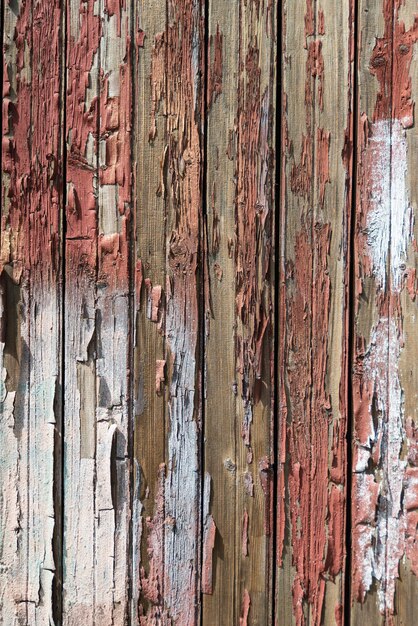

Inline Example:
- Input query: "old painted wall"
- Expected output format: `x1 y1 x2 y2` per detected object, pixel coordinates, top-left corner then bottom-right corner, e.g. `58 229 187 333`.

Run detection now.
2 1 418 625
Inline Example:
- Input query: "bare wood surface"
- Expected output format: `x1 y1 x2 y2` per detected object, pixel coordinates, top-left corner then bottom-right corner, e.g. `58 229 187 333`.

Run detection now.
203 1 277 624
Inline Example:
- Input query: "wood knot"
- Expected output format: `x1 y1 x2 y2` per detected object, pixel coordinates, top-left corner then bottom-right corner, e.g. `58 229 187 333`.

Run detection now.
371 55 385 68
168 233 194 274
399 44 410 55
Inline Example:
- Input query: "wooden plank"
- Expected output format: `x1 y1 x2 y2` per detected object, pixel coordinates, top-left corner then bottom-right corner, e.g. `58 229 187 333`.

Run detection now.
351 1 418 623
63 0 133 622
202 2 238 623
1 0 64 623
132 0 205 622
277 1 354 624
132 0 167 622
203 0 277 623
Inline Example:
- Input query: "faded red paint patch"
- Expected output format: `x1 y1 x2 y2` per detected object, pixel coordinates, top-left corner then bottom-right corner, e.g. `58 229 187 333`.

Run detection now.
240 589 251 626
202 515 216 595
139 465 170 623
155 360 166 396
242 510 249 557
235 34 273 467
66 0 101 276
370 2 418 127
2 0 62 284
317 128 330 207
145 280 163 324
280 220 339 625
207 24 223 109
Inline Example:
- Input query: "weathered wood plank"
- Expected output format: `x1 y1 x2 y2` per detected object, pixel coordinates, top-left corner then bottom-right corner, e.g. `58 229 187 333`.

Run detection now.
132 0 167 622
277 1 354 624
203 0 277 623
63 0 133 622
1 0 64 623
351 1 418 623
133 0 205 623
202 2 239 623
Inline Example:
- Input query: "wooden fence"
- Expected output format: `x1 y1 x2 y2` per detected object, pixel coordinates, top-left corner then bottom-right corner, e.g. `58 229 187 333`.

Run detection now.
1 0 418 624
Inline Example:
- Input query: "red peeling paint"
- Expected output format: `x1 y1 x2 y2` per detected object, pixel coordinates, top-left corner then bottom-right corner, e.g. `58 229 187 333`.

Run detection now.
66 0 101 276
139 465 169 623
202 515 216 595
235 29 273 470
318 10 325 36
1 0 62 284
149 33 165 143
207 24 223 109
369 2 418 127
352 1 418 617
326 485 345 578
306 40 324 111
145 282 163 323
155 360 166 396
242 510 249 557
317 128 330 207
239 589 251 626
304 0 314 40
282 224 333 625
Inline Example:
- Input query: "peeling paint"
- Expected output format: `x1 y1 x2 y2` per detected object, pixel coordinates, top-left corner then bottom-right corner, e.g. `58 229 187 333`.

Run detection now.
202 473 216 595
352 1 418 617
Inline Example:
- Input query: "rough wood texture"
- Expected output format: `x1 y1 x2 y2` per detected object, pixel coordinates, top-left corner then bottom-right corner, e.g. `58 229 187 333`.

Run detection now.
351 1 418 624
132 0 205 623
131 1 167 623
1 0 64 622
4 1 418 624
203 0 277 624
277 1 354 624
63 0 133 622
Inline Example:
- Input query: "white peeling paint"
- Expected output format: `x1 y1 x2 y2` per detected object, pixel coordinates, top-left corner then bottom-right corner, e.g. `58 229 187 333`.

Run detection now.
164 277 200 624
355 317 407 613
367 119 413 292
0 284 60 624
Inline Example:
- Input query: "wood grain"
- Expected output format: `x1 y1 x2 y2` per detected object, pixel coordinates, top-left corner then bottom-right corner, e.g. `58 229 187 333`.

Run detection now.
131 1 167 623
277 1 354 624
132 0 205 622
203 0 277 624
1 0 64 622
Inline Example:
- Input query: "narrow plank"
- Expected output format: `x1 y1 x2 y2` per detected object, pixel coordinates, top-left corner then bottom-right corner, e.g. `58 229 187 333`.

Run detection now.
202 1 239 623
133 0 205 622
277 1 354 624
204 0 277 623
63 0 133 622
351 1 418 623
160 1 204 620
1 0 64 623
132 0 167 622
